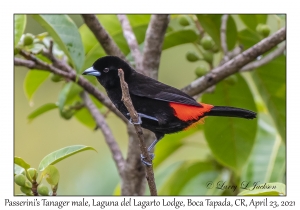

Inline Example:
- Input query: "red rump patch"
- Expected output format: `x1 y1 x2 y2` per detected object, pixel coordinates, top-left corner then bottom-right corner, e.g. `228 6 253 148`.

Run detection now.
169 102 213 122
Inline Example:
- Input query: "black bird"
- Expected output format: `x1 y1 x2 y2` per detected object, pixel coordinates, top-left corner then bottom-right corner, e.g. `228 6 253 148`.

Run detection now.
83 56 256 165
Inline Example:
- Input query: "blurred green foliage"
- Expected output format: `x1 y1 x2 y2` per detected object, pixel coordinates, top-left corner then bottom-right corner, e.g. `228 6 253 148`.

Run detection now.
14 14 286 196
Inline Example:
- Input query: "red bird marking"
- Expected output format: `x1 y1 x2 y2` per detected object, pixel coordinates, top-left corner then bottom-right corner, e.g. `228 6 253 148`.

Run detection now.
169 102 214 122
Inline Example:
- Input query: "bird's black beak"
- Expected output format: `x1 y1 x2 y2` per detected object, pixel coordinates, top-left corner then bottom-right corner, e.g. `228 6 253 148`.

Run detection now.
82 67 101 76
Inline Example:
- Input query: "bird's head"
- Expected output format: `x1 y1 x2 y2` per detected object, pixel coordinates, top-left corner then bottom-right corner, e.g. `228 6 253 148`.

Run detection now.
82 56 133 88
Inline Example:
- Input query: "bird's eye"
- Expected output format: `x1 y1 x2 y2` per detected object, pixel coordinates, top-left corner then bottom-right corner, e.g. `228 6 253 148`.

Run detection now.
103 68 109 73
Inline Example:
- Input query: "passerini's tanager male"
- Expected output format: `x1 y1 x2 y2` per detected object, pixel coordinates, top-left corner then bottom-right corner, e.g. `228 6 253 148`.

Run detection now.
83 56 256 165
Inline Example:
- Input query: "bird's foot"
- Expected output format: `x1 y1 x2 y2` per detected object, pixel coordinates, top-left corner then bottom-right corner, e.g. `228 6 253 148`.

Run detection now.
127 113 158 125
127 113 142 125
140 153 155 166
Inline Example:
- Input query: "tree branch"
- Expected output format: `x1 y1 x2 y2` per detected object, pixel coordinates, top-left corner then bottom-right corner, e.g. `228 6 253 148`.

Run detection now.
241 42 286 71
181 27 286 96
220 14 229 62
82 14 126 59
42 41 73 73
142 14 170 79
15 51 127 122
117 15 144 74
14 58 47 70
117 68 157 196
227 45 243 60
121 126 154 195
193 16 205 37
19 50 74 76
117 14 169 195
82 14 162 195
48 40 54 55
80 91 125 177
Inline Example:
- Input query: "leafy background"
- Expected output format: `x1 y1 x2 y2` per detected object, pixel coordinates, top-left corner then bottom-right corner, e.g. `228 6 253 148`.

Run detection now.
14 14 286 195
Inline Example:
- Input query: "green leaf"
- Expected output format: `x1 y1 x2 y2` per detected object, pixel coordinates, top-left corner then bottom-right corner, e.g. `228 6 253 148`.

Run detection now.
241 115 281 184
269 142 286 183
14 164 25 175
24 70 50 103
113 183 121 196
41 165 60 186
23 55 51 103
153 128 199 168
74 107 96 129
238 28 261 49
81 43 106 71
25 43 45 54
251 55 286 141
238 182 285 196
14 15 27 46
162 29 198 50
239 15 268 32
56 82 85 120
226 16 238 50
97 14 150 53
127 15 151 28
58 82 73 112
196 15 237 50
27 103 58 122
74 95 104 129
159 161 216 195
14 157 30 170
181 169 231 195
79 24 98 55
79 15 150 69
81 17 125 55
128 16 151 45
256 15 268 25
202 74 257 172
64 83 83 105
154 162 182 192
38 145 97 171
168 15 195 32
31 15 84 71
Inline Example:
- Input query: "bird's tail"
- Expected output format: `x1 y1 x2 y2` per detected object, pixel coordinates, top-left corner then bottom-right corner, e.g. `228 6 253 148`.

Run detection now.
205 106 256 119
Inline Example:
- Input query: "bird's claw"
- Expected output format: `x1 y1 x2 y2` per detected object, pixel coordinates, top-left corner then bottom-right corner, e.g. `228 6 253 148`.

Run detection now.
140 153 155 166
130 118 142 125
127 113 142 125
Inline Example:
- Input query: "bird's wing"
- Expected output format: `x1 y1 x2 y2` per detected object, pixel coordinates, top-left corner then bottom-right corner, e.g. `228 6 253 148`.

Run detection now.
128 73 201 107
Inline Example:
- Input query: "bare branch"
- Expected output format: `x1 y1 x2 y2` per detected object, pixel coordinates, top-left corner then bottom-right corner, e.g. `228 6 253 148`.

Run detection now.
19 50 74 76
219 45 243 67
142 14 170 79
14 58 47 70
15 51 127 122
117 15 144 74
82 14 126 59
41 40 72 73
200 15 230 95
31 180 38 196
227 45 243 60
117 15 168 195
220 14 229 62
42 49 73 73
241 42 286 71
181 27 286 96
49 40 54 55
80 91 125 176
118 68 157 196
193 16 205 37
122 126 154 195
